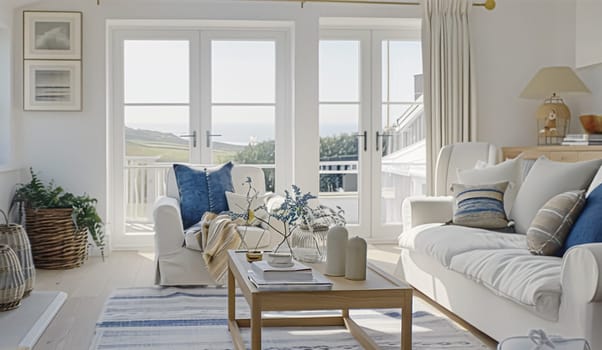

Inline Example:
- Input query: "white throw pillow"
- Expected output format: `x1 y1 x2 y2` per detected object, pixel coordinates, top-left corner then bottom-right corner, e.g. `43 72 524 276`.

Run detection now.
510 157 602 234
586 166 602 197
184 229 203 251
225 191 267 226
457 154 523 216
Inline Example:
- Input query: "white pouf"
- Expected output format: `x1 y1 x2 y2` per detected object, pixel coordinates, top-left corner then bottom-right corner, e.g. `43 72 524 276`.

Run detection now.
498 330 590 350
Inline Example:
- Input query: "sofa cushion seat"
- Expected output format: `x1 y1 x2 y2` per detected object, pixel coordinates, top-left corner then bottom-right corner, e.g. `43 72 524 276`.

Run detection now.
449 249 561 321
399 223 527 266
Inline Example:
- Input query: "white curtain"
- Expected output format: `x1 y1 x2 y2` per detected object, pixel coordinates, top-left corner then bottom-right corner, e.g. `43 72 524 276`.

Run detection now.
422 0 477 195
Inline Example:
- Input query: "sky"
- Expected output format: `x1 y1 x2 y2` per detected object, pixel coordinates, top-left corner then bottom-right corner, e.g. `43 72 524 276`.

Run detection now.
123 39 422 144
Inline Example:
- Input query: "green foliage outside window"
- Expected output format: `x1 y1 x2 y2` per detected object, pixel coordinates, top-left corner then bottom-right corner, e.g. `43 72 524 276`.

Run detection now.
232 134 358 193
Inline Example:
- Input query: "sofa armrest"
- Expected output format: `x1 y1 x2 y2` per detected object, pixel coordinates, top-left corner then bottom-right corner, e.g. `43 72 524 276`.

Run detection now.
153 196 185 256
561 243 602 303
401 196 454 232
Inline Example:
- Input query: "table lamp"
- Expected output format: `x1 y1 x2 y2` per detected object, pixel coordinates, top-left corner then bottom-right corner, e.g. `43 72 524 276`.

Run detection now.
520 66 590 145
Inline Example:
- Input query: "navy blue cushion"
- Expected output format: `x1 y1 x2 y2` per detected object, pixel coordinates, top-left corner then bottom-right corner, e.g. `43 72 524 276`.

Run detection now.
173 162 234 229
206 162 234 215
561 183 602 255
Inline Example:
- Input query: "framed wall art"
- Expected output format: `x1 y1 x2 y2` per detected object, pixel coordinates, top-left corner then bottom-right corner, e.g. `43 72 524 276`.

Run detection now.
23 11 82 60
24 60 82 111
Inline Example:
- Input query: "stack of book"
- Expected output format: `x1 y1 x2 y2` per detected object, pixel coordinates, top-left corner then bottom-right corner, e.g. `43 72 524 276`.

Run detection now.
248 260 333 291
562 134 602 146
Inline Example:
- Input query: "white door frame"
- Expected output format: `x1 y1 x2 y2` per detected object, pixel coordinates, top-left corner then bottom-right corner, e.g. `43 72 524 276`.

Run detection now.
109 30 199 250
371 30 422 240
319 30 372 238
108 24 292 250
199 29 292 193
319 27 421 241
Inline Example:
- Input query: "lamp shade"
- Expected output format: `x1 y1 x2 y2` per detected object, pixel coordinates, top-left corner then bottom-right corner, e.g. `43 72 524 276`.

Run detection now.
520 66 590 99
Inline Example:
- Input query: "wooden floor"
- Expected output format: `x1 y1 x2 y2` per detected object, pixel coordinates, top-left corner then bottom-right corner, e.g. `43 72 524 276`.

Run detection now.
33 245 497 350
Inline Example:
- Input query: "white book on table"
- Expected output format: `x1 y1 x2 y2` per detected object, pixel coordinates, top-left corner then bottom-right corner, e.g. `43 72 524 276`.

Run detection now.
250 260 313 282
564 134 602 141
247 270 333 291
562 141 602 146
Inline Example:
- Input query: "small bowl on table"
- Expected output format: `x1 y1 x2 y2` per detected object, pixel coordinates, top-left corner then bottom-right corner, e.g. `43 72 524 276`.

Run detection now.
580 115 602 134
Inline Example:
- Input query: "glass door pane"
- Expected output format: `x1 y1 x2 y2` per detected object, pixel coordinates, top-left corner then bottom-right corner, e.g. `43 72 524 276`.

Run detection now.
123 39 192 233
378 40 425 229
209 40 277 190
319 40 364 228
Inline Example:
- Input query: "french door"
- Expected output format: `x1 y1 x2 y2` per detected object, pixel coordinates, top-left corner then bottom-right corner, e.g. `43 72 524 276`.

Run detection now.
111 28 289 249
319 29 425 240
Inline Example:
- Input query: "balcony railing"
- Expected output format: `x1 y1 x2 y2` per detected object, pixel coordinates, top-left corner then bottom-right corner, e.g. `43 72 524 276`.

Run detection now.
124 160 277 224
124 100 426 233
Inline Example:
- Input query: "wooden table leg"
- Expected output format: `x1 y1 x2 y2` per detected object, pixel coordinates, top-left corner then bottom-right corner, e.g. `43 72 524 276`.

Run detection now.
228 264 235 327
401 294 413 350
250 295 262 350
342 308 349 318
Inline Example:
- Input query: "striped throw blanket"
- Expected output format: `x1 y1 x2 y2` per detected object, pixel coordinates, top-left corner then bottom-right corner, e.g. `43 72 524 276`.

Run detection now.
199 212 242 284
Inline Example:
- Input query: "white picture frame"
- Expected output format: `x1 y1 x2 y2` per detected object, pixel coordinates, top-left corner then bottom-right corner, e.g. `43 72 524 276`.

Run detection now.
24 60 82 111
23 11 82 60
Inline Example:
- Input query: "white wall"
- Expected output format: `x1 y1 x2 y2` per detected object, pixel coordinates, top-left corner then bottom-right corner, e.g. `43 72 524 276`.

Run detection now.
576 0 602 68
11 0 578 243
0 3 23 219
0 2 14 165
574 63 602 119
472 0 577 148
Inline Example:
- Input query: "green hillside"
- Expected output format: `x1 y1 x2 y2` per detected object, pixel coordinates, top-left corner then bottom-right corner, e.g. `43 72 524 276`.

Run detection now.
125 127 245 163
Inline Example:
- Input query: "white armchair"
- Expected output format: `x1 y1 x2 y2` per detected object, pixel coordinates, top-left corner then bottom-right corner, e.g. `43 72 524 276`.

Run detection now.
402 142 499 232
153 165 273 286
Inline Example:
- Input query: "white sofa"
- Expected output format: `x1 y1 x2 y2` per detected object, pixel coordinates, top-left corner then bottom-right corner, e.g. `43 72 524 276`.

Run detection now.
398 142 602 348
153 165 274 286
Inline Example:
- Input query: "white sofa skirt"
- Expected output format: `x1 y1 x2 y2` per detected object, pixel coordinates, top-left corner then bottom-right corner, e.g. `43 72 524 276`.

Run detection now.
396 248 595 344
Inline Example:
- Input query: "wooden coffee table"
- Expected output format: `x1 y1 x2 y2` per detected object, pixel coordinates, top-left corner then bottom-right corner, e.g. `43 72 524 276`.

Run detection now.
227 250 413 350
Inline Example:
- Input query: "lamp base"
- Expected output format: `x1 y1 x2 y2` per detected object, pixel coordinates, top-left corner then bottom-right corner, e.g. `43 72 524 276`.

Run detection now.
538 135 564 146
536 97 570 145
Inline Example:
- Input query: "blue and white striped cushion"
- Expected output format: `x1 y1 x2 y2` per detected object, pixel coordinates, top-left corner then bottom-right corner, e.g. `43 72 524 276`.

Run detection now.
452 182 509 229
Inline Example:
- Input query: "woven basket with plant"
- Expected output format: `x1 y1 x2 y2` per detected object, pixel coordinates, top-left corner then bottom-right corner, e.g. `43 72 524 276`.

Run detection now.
11 169 105 269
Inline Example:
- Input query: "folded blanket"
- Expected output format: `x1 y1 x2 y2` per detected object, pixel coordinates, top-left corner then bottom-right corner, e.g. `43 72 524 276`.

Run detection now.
200 212 243 284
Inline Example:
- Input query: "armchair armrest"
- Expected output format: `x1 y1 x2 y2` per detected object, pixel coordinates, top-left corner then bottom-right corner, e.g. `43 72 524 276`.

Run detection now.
402 196 454 232
153 196 185 256
561 243 602 303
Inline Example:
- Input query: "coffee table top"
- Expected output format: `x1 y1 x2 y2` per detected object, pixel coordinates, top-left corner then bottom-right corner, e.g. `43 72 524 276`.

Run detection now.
228 250 412 294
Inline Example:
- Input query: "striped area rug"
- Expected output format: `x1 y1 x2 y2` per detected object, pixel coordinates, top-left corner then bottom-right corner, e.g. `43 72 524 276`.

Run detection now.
90 287 488 350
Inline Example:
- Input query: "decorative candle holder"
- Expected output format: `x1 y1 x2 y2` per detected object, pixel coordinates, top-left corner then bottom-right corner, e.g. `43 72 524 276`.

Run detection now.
345 236 367 281
326 226 348 276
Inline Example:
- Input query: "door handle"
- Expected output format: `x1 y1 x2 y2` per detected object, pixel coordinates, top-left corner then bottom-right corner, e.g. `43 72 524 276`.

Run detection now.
355 131 368 152
179 130 197 148
376 131 393 151
206 130 223 148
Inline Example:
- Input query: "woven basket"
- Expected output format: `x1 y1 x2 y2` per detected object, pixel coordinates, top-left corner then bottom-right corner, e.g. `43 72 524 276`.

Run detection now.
0 210 35 296
0 244 25 311
25 208 87 270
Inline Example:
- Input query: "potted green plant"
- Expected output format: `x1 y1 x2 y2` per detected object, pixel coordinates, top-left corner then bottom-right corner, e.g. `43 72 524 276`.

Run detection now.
11 169 105 268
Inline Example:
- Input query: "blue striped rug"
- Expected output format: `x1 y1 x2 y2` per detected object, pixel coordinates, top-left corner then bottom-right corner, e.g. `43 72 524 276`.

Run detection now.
90 287 488 349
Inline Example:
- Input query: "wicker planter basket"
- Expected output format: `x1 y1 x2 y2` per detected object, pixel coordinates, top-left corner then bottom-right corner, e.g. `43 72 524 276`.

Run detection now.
25 208 87 270
0 210 35 296
0 244 25 311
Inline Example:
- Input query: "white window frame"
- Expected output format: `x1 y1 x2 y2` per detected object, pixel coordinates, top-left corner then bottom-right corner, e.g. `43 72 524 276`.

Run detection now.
371 30 423 240
319 23 422 242
319 30 372 238
107 22 292 250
